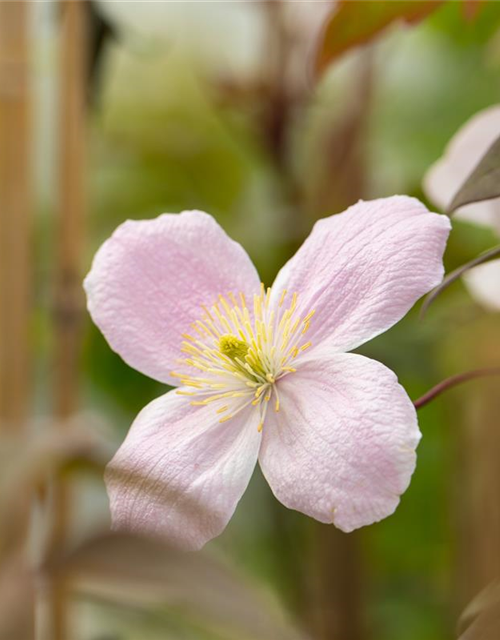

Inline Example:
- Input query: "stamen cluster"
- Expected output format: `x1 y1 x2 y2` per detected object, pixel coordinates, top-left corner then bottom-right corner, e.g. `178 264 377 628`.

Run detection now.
172 285 315 431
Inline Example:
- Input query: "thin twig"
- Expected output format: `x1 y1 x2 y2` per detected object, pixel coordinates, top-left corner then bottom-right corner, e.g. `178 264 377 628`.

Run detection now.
414 367 500 410
420 245 500 318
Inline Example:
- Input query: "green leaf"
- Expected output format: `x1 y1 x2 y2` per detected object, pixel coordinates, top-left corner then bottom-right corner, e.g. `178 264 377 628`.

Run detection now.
449 134 500 212
315 0 443 74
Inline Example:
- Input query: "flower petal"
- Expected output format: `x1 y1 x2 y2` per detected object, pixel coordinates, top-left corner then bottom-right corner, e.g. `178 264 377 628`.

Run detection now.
424 105 500 230
463 259 500 311
84 211 260 385
259 352 420 532
271 196 450 353
106 389 262 551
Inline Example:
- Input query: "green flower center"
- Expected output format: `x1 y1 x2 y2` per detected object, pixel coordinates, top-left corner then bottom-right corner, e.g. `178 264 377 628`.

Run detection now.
218 334 250 362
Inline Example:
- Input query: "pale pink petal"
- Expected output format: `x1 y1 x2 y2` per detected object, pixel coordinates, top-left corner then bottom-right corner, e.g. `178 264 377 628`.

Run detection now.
463 259 500 311
423 105 500 231
106 390 261 551
271 196 450 353
259 352 420 532
84 211 260 385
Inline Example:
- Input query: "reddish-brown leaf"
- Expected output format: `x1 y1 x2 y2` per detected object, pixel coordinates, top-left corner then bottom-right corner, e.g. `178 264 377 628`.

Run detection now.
462 0 484 22
315 0 443 74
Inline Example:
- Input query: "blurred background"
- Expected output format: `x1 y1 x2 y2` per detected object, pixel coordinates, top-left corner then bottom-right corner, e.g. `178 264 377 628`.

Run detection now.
1 1 500 639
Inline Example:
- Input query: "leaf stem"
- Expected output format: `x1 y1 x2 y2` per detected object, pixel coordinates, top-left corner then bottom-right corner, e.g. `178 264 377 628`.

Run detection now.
414 367 500 410
420 245 500 318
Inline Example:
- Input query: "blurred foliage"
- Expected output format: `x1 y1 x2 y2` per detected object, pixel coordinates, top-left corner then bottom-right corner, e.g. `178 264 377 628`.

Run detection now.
46 532 304 640
457 580 500 639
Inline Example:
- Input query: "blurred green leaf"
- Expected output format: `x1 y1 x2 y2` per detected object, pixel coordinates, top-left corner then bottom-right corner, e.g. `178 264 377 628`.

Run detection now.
47 532 304 640
315 0 443 73
449 135 500 212
429 0 500 46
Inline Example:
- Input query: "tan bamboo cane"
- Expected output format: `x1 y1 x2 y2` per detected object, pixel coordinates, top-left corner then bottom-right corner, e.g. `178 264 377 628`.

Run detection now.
0 3 34 638
0 2 32 430
47 2 87 638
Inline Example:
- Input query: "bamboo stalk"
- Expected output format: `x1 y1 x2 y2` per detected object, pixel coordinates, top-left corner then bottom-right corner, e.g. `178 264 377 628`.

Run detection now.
0 0 33 543
48 2 88 639
0 3 34 638
0 1 32 431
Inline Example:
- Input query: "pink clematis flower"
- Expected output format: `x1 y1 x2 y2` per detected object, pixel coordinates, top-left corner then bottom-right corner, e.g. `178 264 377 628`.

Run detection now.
84 197 450 550
424 106 500 310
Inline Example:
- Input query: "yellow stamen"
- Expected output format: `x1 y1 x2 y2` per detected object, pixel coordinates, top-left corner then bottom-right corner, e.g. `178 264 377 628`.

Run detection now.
171 287 315 433
303 310 316 323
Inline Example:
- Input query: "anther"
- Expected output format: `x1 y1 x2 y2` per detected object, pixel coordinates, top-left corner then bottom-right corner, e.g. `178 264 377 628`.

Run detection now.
177 285 314 424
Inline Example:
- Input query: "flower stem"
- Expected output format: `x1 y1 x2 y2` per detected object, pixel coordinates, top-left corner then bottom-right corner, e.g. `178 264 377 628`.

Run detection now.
414 367 500 410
